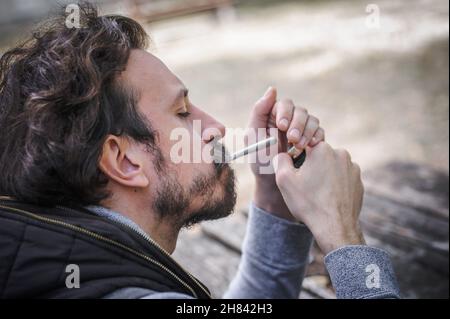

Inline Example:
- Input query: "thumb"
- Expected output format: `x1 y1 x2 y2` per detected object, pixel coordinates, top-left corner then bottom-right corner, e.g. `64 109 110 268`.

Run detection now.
248 87 277 130
272 152 295 175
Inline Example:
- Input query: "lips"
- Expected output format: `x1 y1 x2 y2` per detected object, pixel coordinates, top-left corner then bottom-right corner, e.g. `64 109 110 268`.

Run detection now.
210 140 230 164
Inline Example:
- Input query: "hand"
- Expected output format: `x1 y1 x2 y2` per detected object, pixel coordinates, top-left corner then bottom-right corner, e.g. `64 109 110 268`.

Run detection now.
273 142 366 254
247 87 325 221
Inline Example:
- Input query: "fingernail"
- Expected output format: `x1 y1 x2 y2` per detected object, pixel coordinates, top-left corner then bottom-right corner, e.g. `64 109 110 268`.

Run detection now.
263 86 273 99
288 129 300 141
279 118 289 130
299 136 307 148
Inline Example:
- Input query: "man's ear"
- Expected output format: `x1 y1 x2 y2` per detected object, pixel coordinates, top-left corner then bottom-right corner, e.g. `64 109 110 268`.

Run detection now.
99 135 149 188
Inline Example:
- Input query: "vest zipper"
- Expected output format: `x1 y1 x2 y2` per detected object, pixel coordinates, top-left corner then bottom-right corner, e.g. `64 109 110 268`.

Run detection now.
56 205 211 298
0 201 211 298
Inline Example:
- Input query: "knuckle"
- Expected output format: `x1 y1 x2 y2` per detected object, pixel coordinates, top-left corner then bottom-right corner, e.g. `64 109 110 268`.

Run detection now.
309 115 320 125
275 168 291 185
334 148 344 156
313 141 331 156
356 176 365 197
316 127 325 138
291 112 306 125
353 164 362 181
281 98 294 107
273 100 281 109
296 106 308 114
304 130 315 138
335 148 351 161
317 141 330 152
345 150 352 161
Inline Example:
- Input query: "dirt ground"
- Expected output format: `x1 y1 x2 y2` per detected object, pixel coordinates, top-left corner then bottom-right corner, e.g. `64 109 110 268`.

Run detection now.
145 0 449 212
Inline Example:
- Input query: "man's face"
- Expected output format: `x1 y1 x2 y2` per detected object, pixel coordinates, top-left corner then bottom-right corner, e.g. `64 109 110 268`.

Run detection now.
120 49 236 227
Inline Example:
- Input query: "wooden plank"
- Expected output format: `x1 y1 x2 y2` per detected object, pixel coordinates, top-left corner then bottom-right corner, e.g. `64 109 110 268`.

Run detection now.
302 276 336 299
172 226 241 298
363 161 449 219
360 162 449 298
361 193 449 275
201 211 247 253
360 162 449 297
365 235 449 298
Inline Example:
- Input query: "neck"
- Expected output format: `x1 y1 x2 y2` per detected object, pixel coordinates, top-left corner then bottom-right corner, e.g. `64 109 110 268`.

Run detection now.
102 196 180 254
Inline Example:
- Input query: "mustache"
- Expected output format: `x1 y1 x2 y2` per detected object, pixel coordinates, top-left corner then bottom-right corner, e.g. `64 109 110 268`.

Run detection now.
211 139 231 174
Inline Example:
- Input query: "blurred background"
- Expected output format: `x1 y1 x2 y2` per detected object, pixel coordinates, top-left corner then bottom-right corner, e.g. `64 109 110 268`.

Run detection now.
1 0 448 298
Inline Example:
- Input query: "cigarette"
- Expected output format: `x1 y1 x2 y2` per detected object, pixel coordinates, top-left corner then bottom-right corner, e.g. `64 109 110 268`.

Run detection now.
227 136 277 162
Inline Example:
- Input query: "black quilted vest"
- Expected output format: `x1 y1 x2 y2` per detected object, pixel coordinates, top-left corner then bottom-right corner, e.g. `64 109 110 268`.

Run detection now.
0 197 210 299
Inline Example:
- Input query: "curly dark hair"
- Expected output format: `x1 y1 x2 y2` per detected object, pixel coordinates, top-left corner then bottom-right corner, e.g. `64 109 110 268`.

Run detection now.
0 2 158 207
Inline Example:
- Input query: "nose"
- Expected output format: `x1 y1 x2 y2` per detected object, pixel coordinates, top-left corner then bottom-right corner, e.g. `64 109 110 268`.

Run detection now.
193 107 226 143
202 115 226 143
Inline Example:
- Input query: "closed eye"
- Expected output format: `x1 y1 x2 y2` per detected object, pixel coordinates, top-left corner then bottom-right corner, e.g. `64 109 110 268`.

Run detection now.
178 111 191 118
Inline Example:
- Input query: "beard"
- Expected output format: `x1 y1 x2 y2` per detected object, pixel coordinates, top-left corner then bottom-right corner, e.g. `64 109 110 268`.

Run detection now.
152 148 237 229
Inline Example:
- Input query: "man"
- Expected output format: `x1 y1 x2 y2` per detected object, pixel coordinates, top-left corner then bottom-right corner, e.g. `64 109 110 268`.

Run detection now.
0 3 400 299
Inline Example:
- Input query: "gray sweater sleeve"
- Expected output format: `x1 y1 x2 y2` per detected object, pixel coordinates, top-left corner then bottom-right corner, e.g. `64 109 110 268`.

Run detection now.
222 204 313 298
324 245 401 299
103 204 400 299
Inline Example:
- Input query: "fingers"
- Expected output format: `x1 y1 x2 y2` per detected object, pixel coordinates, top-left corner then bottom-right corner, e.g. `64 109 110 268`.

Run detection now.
307 141 330 160
333 148 363 189
287 106 308 147
288 111 321 149
272 99 295 131
298 115 320 149
273 153 296 189
335 148 352 166
310 127 325 147
249 91 325 152
248 87 277 130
